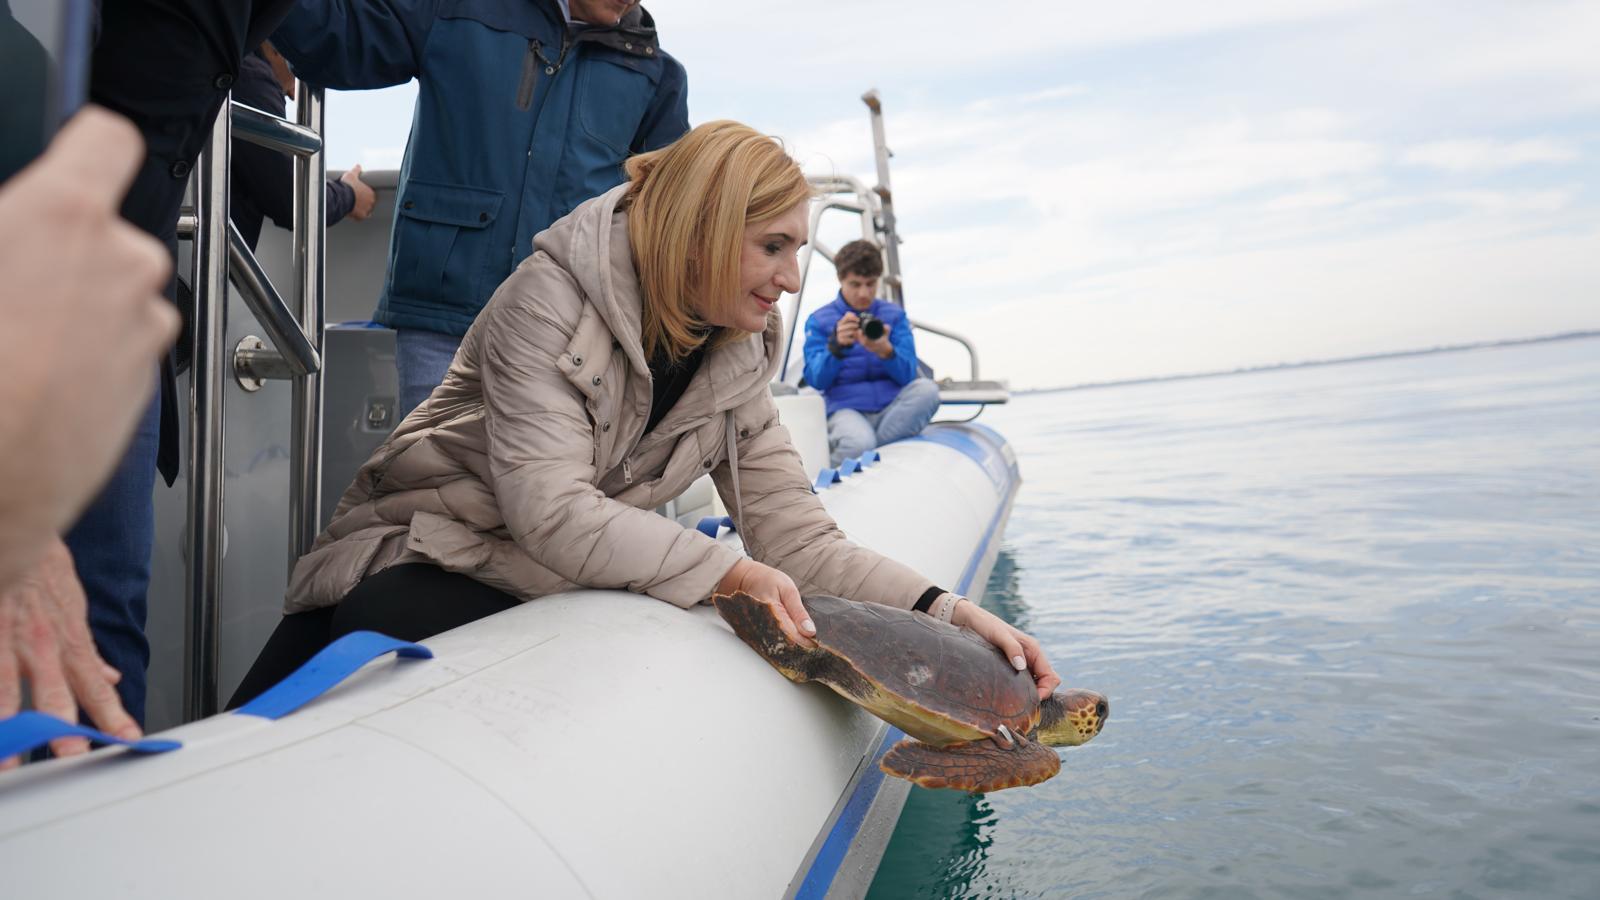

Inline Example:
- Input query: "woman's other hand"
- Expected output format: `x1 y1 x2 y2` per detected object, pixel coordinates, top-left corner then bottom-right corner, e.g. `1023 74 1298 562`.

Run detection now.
950 599 1062 700
716 559 816 648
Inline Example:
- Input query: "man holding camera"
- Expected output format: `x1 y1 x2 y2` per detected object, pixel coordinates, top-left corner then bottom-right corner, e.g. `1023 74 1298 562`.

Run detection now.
802 239 941 467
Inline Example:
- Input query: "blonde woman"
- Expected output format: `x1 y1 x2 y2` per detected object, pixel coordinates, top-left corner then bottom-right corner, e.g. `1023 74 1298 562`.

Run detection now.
231 121 1060 706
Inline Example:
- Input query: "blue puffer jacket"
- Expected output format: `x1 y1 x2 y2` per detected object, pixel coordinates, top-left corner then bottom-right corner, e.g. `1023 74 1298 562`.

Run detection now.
273 0 689 335
802 295 920 416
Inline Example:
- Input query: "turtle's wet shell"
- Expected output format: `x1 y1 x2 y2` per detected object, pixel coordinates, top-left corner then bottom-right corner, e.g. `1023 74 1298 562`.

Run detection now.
802 595 1039 746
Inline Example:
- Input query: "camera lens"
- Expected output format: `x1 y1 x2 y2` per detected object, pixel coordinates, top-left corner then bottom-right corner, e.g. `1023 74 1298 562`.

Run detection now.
861 317 886 341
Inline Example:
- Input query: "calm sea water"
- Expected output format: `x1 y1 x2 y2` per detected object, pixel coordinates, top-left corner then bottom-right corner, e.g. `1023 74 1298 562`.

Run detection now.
867 337 1600 899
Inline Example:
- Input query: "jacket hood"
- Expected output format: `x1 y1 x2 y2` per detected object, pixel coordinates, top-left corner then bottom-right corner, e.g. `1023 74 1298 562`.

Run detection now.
533 183 784 413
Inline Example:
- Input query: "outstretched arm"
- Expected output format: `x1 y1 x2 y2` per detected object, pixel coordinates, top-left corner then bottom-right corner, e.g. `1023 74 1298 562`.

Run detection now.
712 392 931 608
271 0 438 89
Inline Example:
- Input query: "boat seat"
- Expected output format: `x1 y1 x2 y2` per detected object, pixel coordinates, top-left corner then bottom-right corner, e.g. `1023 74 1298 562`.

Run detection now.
937 379 1010 405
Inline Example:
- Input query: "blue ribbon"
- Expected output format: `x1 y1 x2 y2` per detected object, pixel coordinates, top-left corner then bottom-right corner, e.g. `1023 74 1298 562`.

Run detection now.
0 711 182 760
696 515 735 538
237 630 432 720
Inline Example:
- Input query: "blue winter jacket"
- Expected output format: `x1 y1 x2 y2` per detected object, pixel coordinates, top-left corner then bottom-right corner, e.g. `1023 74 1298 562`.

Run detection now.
272 0 689 335
802 295 920 417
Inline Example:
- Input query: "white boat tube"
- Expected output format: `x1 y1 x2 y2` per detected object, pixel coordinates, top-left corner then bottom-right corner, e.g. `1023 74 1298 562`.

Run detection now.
0 422 1019 900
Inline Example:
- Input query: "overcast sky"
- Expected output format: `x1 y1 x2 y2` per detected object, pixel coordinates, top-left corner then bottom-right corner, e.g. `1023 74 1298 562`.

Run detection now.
318 0 1598 389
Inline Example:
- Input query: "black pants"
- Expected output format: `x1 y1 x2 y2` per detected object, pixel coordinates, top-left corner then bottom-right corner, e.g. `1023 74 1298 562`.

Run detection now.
227 564 519 710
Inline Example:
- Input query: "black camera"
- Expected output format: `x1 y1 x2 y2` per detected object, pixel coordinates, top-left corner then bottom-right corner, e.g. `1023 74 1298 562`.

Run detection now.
857 313 886 342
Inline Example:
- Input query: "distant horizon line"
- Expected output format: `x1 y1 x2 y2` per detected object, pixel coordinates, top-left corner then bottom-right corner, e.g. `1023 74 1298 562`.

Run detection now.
1016 329 1600 396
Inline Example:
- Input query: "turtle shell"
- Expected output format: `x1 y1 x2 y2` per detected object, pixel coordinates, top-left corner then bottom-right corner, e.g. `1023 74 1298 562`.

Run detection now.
803 595 1039 745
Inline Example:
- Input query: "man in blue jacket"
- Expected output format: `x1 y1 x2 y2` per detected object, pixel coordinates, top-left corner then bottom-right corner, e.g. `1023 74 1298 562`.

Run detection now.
803 240 941 467
272 0 690 416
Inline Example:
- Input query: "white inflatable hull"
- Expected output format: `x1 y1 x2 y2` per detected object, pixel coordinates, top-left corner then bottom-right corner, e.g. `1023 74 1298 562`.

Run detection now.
0 423 1019 899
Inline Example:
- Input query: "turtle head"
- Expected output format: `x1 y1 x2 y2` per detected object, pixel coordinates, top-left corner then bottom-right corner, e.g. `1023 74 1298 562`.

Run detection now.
1034 689 1109 747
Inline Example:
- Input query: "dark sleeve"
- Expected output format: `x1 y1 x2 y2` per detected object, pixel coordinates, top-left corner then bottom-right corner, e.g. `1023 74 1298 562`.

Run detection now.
233 128 296 233
630 53 689 153
324 176 355 227
272 0 438 88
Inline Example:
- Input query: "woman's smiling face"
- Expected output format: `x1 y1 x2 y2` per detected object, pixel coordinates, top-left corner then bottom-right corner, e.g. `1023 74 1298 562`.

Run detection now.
702 200 808 334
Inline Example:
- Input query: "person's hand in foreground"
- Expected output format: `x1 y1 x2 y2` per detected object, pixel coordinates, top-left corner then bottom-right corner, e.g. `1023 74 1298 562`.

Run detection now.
0 106 177 586
0 538 140 769
950 598 1062 701
717 559 817 649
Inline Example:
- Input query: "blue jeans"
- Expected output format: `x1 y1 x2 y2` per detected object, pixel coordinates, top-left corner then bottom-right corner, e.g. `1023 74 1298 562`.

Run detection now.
826 378 941 467
395 328 464 421
64 379 161 725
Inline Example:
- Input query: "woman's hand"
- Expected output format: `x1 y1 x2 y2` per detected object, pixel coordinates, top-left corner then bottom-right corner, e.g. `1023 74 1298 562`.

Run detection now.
716 559 816 648
950 598 1062 700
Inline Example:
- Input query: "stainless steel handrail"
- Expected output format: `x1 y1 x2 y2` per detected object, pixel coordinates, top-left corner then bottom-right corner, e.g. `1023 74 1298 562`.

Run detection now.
288 87 327 566
227 221 320 377
181 90 328 717
184 106 230 721
908 318 981 381
231 100 323 157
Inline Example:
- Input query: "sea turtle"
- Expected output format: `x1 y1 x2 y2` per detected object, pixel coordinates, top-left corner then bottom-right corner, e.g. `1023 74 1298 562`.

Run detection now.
714 591 1108 793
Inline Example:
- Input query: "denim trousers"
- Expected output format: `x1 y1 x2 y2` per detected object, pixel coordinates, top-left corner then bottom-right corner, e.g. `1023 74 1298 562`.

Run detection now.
64 378 162 724
395 327 465 421
826 377 942 467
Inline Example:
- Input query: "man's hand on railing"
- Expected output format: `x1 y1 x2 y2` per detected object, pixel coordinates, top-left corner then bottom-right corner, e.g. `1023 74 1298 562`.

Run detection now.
0 538 141 769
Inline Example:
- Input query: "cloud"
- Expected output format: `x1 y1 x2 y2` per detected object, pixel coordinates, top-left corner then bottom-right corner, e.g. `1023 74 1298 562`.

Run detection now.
1262 190 1352 213
667 0 1390 74
1402 139 1581 173
316 0 1598 389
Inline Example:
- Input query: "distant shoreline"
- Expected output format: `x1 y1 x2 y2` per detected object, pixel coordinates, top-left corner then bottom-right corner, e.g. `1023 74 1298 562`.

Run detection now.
1017 330 1600 396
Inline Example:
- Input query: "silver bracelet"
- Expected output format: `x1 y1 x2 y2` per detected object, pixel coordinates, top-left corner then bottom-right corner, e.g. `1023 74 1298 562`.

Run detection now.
935 592 964 624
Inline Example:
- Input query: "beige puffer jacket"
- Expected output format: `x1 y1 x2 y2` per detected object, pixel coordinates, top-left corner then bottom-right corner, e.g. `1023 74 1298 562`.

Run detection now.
285 184 935 614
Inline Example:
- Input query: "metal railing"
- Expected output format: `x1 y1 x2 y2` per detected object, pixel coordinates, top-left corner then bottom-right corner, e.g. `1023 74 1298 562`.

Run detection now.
184 109 230 720
180 92 327 719
288 89 327 569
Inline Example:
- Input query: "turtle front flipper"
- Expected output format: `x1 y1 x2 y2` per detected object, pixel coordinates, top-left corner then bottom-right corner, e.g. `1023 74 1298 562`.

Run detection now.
880 736 1062 792
714 591 822 683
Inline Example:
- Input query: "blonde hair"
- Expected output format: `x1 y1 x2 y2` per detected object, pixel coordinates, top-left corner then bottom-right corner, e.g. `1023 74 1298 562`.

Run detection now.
623 120 813 362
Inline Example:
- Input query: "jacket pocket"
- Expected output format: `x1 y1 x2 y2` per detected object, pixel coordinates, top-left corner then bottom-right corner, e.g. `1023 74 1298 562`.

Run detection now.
575 53 657 155
389 179 505 307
